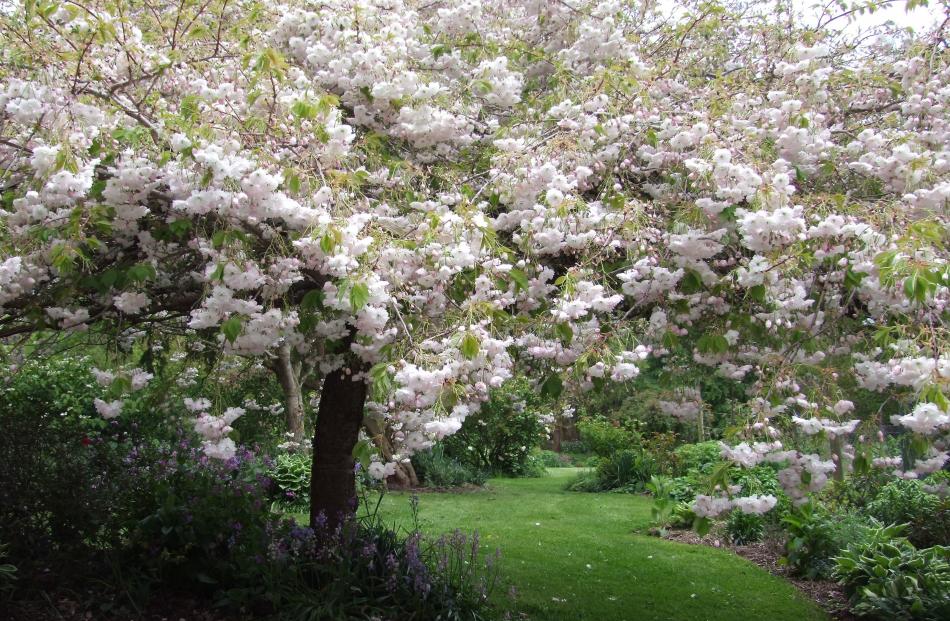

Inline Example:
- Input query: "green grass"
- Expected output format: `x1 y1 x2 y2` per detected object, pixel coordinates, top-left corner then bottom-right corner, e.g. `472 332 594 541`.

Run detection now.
347 468 827 621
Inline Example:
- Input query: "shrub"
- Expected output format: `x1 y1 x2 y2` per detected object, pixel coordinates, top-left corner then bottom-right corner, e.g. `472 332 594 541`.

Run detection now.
120 444 276 588
0 393 133 567
535 449 573 468
782 504 874 579
576 417 637 458
641 432 679 474
251 508 500 620
667 475 701 502
518 452 550 478
821 471 889 511
565 470 604 492
442 378 548 477
595 449 657 492
834 525 950 621
560 440 589 454
566 447 659 493
673 440 723 474
733 464 791 522
671 502 696 529
867 479 950 549
0 355 100 420
412 444 488 487
726 509 765 545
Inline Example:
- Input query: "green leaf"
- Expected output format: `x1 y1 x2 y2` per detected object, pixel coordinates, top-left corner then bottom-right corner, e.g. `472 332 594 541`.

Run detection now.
291 99 320 120
369 362 394 401
88 179 107 200
844 269 867 290
541 373 563 400
509 268 529 292
554 322 573 345
645 129 658 148
195 572 218 585
168 219 191 237
696 334 729 354
127 263 156 284
301 289 324 311
747 284 767 303
320 231 337 254
286 171 301 194
460 333 480 360
694 516 712 537
352 439 373 469
180 95 200 122
349 282 370 313
680 270 704 294
221 316 244 344
209 263 225 282
920 385 950 411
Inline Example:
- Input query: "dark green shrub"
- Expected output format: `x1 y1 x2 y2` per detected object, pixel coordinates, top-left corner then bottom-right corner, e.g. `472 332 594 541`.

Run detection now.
673 441 723 474
412 444 488 487
565 470 604 492
121 445 274 587
0 387 132 566
726 509 765 545
834 525 950 621
867 479 950 549
577 417 638 458
640 432 679 474
822 471 889 511
667 475 701 502
595 449 658 492
442 378 548 477
782 504 875 579
518 452 549 478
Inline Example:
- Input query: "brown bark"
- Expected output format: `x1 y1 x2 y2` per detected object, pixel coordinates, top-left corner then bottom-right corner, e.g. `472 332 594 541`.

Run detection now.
275 341 306 444
309 366 368 527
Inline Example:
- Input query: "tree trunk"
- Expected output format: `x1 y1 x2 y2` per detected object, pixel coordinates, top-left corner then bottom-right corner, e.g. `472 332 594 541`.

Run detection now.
364 415 419 488
830 435 846 482
310 367 368 527
275 342 306 444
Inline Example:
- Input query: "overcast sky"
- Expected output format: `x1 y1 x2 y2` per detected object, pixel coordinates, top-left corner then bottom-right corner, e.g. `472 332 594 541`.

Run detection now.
806 0 946 32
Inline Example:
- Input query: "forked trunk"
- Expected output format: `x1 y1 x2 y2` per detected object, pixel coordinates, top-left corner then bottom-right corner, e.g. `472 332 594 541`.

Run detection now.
309 367 368 527
364 415 419 488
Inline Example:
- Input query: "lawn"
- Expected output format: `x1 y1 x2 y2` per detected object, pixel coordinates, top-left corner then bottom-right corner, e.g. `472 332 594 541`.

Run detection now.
347 468 827 621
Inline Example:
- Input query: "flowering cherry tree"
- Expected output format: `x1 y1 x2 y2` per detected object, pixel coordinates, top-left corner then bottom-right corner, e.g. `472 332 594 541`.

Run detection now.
0 0 948 525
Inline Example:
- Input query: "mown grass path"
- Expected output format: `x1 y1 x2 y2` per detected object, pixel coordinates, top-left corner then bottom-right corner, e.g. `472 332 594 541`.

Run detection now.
369 468 827 621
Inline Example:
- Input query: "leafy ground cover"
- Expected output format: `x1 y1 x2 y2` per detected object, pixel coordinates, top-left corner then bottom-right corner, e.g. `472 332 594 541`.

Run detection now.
301 469 827 621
